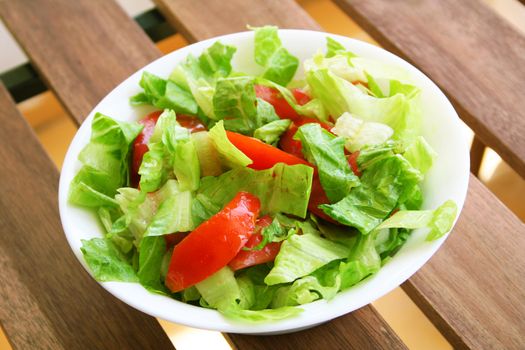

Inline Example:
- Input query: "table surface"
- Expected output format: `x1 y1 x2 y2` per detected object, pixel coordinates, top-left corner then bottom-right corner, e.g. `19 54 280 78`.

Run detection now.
0 0 524 349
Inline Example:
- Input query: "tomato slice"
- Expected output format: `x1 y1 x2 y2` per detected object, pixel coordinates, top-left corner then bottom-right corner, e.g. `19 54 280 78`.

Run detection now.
347 150 361 177
225 131 310 170
165 192 260 292
130 111 207 187
163 232 189 248
131 111 162 187
228 216 281 271
292 88 311 106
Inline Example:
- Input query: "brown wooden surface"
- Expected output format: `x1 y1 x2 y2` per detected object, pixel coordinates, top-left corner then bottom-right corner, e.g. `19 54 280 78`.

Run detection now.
402 175 525 349
228 307 406 350
0 84 174 349
334 0 525 178
0 0 161 126
154 0 321 42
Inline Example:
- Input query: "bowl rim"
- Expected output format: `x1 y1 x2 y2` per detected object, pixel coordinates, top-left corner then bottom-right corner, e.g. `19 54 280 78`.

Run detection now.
58 29 470 334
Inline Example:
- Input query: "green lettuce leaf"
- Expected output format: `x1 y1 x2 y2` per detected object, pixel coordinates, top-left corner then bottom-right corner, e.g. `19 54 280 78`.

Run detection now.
222 307 302 322
331 112 394 152
376 200 457 241
131 71 198 115
208 120 253 168
264 233 348 285
191 131 224 176
321 154 422 233
251 25 299 86
69 113 142 207
253 119 291 145
294 123 359 203
80 238 137 282
195 267 240 311
192 163 313 223
403 136 437 175
137 236 168 294
339 233 380 290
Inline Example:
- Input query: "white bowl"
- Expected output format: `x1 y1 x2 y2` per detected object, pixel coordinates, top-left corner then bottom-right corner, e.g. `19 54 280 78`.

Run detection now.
59 30 470 335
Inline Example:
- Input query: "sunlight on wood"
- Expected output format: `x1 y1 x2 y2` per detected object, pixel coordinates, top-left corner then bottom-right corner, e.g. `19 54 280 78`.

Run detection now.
0 325 12 350
373 288 452 350
158 319 232 350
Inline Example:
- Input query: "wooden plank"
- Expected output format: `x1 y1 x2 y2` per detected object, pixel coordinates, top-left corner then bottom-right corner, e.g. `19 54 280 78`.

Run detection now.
0 0 161 126
402 175 525 349
333 0 525 178
0 84 173 349
153 0 321 42
154 1 406 348
228 307 406 350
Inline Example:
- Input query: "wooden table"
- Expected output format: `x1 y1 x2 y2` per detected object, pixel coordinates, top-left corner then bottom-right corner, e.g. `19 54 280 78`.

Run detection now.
0 0 523 349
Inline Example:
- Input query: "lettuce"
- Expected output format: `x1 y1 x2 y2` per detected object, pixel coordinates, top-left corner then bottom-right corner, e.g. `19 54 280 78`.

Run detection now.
294 123 359 203
193 163 313 223
251 26 299 86
69 113 142 208
331 112 393 152
264 233 348 285
208 120 253 168
130 72 198 115
137 236 168 294
321 154 422 233
253 119 291 145
80 238 138 282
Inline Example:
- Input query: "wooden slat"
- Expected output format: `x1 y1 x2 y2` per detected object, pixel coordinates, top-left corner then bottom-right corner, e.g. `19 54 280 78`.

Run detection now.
228 307 406 350
402 175 525 349
0 84 174 349
154 1 407 348
334 0 525 178
0 0 161 126
153 0 321 42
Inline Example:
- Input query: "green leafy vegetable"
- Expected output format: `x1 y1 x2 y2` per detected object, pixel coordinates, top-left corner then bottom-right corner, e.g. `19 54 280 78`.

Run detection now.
331 112 394 152
131 71 198 114
69 113 142 207
253 119 291 145
294 123 359 202
339 233 380 289
81 238 138 282
138 236 168 294
193 163 313 223
251 26 299 86
321 154 422 233
208 120 253 168
264 233 348 285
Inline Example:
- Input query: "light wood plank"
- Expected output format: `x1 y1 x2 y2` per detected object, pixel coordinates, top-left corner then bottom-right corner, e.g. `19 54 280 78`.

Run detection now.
402 175 525 349
0 84 174 349
0 0 161 125
154 0 321 42
334 0 525 178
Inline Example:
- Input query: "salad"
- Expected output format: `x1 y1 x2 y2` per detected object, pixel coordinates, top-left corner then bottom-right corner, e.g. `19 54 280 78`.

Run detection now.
69 26 457 322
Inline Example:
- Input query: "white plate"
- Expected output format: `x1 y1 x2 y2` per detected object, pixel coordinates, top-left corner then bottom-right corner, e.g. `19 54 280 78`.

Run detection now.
59 30 470 335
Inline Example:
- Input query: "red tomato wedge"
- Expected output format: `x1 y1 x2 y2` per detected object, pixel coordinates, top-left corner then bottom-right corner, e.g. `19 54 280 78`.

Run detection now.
225 131 310 170
165 192 260 293
131 111 162 187
225 131 338 223
229 216 281 271
130 111 207 187
347 150 361 177
292 88 311 106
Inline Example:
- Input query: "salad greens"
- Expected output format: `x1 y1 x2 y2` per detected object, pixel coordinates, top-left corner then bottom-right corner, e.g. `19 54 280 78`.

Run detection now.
71 26 457 323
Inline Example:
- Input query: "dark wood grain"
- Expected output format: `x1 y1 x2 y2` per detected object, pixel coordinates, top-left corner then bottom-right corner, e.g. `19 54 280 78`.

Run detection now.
334 0 525 178
0 0 161 126
228 306 406 350
402 175 525 349
153 0 321 42
0 84 174 349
